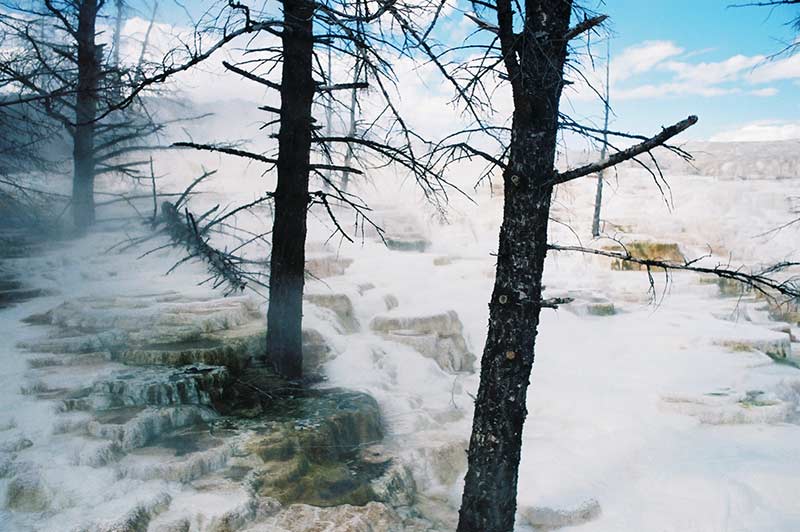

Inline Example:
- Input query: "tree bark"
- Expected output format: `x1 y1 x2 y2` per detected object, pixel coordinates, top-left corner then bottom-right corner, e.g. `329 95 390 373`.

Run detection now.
457 1 573 530
265 0 316 380
72 0 100 231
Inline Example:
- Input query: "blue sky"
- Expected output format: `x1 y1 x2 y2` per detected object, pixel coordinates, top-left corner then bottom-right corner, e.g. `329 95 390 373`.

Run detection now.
578 0 800 140
130 0 800 141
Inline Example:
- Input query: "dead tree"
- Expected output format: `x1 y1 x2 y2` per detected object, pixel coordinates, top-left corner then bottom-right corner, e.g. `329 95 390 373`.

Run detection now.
340 35 366 193
591 39 610 238
0 1 169 231
112 0 124 72
72 0 100 229
386 1 792 529
450 7 626 529
0 98 66 226
406 1 800 528
265 0 317 379
165 0 452 380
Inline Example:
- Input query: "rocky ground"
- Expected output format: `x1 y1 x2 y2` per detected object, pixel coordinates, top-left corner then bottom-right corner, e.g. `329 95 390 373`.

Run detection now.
0 228 452 531
1 170 800 531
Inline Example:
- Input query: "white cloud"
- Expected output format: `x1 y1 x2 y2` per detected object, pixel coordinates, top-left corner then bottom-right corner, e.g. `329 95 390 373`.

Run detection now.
748 54 800 83
614 83 738 100
593 41 791 101
569 40 769 102
610 40 684 82
566 41 684 102
710 120 800 142
750 87 778 97
664 54 764 85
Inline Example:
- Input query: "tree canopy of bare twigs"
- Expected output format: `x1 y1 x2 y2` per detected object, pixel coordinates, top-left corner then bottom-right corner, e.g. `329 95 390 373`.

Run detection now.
0 0 170 230
127 0 470 379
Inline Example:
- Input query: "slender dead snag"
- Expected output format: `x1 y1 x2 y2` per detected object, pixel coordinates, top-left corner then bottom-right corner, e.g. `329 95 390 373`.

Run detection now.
323 20 334 187
341 52 363 192
149 156 157 226
112 0 124 77
591 39 610 238
134 1 158 85
417 1 797 526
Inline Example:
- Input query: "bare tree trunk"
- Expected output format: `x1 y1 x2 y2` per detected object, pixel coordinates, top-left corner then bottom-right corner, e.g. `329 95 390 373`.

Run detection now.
457 1 573 530
591 40 610 238
110 0 124 101
113 0 123 70
341 58 362 192
265 0 315 380
134 2 158 85
72 0 100 231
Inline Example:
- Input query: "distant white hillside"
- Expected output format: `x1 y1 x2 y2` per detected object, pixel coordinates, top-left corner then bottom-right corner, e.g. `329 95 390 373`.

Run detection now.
564 140 800 180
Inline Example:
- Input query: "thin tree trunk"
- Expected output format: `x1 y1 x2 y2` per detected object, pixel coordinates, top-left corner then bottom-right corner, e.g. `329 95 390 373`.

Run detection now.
591 40 610 238
110 0 124 102
113 0 123 70
340 0 364 193
265 0 316 380
134 2 158 85
325 28 333 185
73 0 100 231
341 58 362 192
457 1 573 530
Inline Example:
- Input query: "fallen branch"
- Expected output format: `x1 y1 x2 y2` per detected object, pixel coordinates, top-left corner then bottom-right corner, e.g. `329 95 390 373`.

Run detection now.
549 243 800 300
161 201 250 295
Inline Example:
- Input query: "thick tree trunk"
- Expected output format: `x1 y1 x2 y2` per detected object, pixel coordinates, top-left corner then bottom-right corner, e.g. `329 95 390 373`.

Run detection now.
265 0 316 380
72 0 100 231
457 1 573 531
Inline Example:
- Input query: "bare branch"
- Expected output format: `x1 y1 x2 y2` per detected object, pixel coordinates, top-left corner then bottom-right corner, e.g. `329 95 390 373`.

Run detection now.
222 61 282 91
316 81 369 92
464 12 499 34
172 142 279 165
552 116 698 186
564 15 608 41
